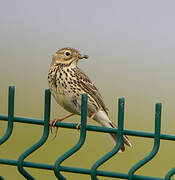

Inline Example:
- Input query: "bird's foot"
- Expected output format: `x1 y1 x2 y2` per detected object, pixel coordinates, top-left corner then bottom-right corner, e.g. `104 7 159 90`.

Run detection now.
76 112 97 129
76 122 81 129
76 120 90 129
49 114 75 138
76 117 92 129
50 118 64 138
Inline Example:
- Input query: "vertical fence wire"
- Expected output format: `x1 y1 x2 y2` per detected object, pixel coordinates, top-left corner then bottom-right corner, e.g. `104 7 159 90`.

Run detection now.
90 98 125 180
54 94 88 180
128 103 162 180
17 89 51 180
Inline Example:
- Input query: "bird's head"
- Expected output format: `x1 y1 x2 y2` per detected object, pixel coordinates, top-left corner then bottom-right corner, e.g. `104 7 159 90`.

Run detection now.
51 47 88 66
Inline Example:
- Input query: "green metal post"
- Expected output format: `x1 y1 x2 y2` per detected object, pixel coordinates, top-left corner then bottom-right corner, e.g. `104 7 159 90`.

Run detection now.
54 94 88 180
17 89 51 179
128 103 162 180
90 98 125 180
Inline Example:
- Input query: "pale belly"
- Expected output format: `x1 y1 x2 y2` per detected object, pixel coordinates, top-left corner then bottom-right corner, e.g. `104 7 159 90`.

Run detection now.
51 88 81 115
51 88 97 117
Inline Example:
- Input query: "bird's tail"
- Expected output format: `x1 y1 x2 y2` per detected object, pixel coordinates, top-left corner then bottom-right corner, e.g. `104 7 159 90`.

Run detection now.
94 110 132 152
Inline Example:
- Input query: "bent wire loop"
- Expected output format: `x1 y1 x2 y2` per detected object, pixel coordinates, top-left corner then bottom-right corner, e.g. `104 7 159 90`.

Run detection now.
128 103 162 180
17 89 51 180
53 94 88 180
0 86 175 179
90 98 125 180
0 176 5 180
165 168 175 180
0 86 15 145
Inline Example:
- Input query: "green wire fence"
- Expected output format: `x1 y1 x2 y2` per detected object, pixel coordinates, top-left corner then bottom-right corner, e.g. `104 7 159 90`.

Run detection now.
0 86 175 180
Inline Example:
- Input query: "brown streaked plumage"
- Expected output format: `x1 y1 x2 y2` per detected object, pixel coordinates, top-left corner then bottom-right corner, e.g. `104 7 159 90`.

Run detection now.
48 47 132 151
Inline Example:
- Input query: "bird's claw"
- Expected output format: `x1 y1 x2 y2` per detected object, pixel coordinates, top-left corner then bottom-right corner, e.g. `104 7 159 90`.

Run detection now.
49 118 62 137
76 123 81 129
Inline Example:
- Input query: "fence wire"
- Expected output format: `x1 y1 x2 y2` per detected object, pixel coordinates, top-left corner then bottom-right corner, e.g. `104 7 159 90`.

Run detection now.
0 86 175 180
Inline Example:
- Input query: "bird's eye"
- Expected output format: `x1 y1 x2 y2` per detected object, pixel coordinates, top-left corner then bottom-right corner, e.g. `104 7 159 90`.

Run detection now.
65 51 71 56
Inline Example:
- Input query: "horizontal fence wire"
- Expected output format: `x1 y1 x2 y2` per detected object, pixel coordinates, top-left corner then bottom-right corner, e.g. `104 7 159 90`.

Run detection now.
0 86 175 180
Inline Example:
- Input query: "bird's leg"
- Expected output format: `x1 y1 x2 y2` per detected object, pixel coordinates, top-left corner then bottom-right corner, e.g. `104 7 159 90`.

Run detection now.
50 113 75 137
76 112 97 129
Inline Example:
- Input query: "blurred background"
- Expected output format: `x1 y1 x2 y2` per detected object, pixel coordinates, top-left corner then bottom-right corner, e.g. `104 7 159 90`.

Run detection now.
0 0 175 179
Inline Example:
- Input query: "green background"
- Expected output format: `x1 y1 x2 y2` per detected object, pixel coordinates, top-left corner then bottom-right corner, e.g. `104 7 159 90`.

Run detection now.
0 0 175 179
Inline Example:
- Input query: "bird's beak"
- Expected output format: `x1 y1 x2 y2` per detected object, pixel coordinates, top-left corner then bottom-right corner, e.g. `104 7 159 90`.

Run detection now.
78 54 89 59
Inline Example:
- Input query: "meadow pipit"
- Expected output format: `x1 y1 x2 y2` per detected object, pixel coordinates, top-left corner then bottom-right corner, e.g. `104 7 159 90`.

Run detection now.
48 47 132 151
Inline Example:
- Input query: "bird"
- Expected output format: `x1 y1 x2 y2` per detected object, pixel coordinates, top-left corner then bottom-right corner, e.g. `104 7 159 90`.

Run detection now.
48 47 132 151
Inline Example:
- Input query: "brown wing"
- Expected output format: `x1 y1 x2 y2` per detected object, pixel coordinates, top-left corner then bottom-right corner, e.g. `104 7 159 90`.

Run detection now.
75 67 109 115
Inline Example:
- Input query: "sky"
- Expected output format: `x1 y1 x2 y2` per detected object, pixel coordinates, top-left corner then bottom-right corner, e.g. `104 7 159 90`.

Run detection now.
0 0 175 179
